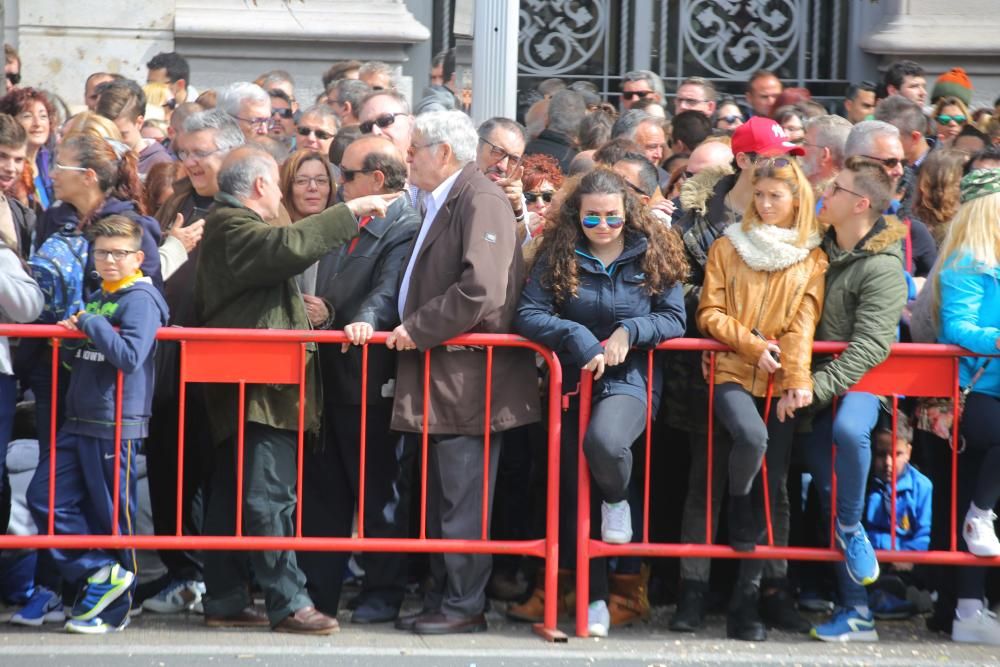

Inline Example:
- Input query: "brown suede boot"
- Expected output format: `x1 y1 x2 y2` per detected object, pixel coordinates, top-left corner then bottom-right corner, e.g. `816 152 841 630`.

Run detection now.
608 563 651 627
506 569 574 622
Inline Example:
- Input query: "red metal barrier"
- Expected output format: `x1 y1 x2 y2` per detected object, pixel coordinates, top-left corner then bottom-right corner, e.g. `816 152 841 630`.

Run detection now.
0 325 567 643
573 339 993 638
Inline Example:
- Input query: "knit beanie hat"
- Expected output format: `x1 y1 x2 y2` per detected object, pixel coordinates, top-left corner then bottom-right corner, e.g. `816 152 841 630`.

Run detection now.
932 68 973 106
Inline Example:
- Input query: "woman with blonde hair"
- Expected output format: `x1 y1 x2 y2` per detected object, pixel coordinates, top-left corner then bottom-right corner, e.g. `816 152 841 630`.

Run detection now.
61 111 123 142
933 96 971 148
696 156 827 641
142 81 174 122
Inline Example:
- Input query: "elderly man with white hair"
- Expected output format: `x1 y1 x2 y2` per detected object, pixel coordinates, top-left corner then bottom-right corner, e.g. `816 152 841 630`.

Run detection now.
388 111 540 635
217 82 272 140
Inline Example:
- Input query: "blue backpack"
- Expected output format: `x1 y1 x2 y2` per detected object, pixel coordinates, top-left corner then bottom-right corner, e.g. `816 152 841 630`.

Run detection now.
29 224 89 323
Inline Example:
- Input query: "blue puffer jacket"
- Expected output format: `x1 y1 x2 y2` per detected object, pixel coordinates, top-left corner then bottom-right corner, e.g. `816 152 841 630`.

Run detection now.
937 251 1000 398
864 463 932 552
515 234 686 408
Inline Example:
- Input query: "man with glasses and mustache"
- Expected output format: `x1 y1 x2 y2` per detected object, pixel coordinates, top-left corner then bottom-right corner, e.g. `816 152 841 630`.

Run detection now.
475 117 527 232
621 70 664 111
267 89 297 146
296 105 338 157
218 81 272 141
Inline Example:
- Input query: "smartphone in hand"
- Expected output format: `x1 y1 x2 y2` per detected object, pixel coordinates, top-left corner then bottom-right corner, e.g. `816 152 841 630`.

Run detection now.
751 328 781 363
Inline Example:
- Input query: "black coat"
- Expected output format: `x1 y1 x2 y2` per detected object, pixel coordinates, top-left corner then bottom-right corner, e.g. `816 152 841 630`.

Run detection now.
524 129 578 175
314 196 420 405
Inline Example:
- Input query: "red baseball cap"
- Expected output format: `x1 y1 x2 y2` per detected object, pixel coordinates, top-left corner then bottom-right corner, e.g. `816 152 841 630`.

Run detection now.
731 116 805 157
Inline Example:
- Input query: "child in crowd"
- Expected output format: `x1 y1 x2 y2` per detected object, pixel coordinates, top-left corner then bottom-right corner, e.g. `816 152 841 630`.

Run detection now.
25 215 169 634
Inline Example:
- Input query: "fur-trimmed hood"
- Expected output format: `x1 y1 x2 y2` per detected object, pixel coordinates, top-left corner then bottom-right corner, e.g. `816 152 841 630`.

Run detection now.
679 164 735 215
823 215 907 268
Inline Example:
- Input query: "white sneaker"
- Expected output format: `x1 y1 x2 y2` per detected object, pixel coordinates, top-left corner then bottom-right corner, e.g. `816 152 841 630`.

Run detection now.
142 580 203 614
587 600 610 638
601 500 632 544
952 608 1000 645
963 507 1000 557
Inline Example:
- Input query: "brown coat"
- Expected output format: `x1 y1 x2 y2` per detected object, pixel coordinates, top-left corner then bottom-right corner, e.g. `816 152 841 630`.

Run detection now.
391 163 540 435
697 231 827 397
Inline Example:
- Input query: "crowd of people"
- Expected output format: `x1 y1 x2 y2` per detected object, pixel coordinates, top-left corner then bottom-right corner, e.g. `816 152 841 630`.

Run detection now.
0 42 999 647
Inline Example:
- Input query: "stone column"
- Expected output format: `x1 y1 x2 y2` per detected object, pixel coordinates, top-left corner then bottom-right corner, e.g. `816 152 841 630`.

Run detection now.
860 0 1000 107
470 0 518 125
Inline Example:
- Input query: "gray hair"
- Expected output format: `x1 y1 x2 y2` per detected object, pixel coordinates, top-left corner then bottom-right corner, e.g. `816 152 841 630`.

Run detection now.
845 119 901 158
414 110 478 164
679 76 717 103
329 79 372 109
299 104 340 130
873 94 928 137
547 89 587 137
477 117 526 144
805 114 852 166
611 110 655 141
218 145 275 200
182 109 246 154
623 70 665 102
217 82 270 118
359 89 410 116
359 61 395 86
257 69 295 90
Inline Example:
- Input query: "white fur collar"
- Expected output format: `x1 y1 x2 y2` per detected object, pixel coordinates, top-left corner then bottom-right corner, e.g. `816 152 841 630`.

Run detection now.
724 223 820 272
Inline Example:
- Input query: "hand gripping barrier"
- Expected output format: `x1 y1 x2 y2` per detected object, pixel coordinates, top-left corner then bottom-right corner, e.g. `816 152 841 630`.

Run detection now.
573 339 996 638
0 325 567 642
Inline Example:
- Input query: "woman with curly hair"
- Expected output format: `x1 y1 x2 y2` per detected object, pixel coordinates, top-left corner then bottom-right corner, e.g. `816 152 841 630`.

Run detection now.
0 87 56 210
514 167 687 637
696 156 826 641
521 153 563 238
911 148 965 247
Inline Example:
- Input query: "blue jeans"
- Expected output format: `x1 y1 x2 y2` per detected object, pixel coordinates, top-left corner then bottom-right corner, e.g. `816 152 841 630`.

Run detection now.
802 392 880 607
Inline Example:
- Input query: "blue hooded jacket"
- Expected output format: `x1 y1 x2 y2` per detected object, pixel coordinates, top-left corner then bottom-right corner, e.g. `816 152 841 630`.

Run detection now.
64 278 169 440
864 463 933 552
515 234 686 408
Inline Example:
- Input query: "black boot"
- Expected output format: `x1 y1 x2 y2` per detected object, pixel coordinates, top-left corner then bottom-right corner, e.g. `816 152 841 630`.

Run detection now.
727 492 759 552
669 579 708 632
727 583 767 641
759 578 811 634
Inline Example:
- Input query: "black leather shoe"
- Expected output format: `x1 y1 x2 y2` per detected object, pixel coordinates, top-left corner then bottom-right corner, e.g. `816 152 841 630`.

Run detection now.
352 596 401 624
760 580 811 633
669 580 707 632
727 585 767 642
728 492 759 552
412 612 488 635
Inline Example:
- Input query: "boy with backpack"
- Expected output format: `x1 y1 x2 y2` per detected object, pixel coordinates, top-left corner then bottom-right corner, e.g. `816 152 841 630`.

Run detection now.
25 215 169 633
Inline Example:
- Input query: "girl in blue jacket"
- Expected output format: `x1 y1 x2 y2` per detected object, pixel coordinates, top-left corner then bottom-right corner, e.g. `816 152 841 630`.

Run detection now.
933 169 1000 645
515 167 687 636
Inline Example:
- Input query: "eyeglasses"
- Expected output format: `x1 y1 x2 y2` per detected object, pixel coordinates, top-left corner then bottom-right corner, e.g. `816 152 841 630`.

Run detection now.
340 167 376 182
271 108 294 120
581 215 625 229
162 99 178 111
524 191 554 204
936 114 967 125
360 112 407 134
177 147 222 162
235 115 271 129
755 157 793 171
676 97 706 107
94 249 139 262
407 141 442 156
293 176 331 188
621 90 652 101
829 182 867 200
478 137 523 168
297 127 334 141
624 181 650 198
52 163 89 174
5 72 19 86
860 155 907 169
719 114 743 124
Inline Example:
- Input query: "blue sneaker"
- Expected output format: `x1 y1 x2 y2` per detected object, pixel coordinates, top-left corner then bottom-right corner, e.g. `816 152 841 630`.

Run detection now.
64 615 130 634
810 607 879 642
71 564 134 622
835 523 879 586
10 586 66 627
870 589 916 620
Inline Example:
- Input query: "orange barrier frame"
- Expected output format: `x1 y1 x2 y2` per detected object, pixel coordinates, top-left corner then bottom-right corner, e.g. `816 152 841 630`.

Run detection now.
0 325 567 642
573 339 996 638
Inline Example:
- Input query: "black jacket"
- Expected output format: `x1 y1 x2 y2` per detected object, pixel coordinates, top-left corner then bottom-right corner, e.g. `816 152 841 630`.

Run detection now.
314 196 420 405
524 129 578 175
7 196 34 260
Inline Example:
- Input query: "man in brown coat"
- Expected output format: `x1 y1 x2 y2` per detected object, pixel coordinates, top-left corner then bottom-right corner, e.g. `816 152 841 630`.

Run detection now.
388 111 540 634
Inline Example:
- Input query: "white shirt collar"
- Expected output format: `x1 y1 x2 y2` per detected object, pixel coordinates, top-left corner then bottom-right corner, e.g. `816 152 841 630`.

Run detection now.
426 167 463 214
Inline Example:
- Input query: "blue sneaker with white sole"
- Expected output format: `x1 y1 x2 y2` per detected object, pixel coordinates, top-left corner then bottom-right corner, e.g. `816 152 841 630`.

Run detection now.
64 615 130 634
810 607 879 642
71 564 134 622
10 586 65 627
835 523 880 586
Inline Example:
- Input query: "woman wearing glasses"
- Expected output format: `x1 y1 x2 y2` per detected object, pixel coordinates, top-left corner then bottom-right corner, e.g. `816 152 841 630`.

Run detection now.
520 153 563 239
696 156 826 641
0 87 55 211
933 96 971 148
515 168 687 637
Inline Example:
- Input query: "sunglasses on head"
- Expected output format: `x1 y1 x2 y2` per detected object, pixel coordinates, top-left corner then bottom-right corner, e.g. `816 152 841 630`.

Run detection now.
581 215 625 229
271 108 294 120
524 191 554 204
297 126 334 141
622 90 651 100
5 72 19 86
936 114 967 125
755 157 793 170
860 155 907 169
360 112 407 134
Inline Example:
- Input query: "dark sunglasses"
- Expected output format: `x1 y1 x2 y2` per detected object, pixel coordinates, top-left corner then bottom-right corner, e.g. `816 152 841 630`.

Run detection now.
625 181 650 198
581 215 625 229
755 157 793 170
524 191 554 204
297 126 334 141
360 112 407 134
621 90 651 100
161 99 177 111
5 72 19 86
340 167 376 182
860 155 907 169
271 108 294 120
719 114 743 124
936 114 967 125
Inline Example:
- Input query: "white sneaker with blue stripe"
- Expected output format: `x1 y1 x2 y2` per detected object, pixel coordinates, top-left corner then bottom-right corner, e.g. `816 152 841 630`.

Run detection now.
10 586 65 627
810 607 879 642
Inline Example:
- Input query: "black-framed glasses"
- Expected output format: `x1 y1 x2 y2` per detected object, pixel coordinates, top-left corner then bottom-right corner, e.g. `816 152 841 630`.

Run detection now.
860 155 907 169
297 126 334 141
621 90 651 100
5 72 19 86
94 249 139 262
271 108 294 120
830 182 867 200
478 137 522 167
360 112 407 134
162 99 178 111
235 115 271 129
524 191 554 204
624 181 649 198
340 167 376 182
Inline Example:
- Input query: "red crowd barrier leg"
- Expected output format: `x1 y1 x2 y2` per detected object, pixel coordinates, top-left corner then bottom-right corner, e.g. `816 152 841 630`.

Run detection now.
706 352 716 544
481 347 493 540
890 396 899 551
760 376 775 548
951 359 961 552
295 343 306 538
235 381 246 538
357 344 369 539
48 338 59 535
175 341 187 536
112 371 123 536
575 372 594 638
643 351 653 544
419 349 430 540
829 395 839 549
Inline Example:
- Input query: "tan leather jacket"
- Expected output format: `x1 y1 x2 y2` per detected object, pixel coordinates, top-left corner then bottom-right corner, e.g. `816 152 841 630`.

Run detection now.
696 231 828 397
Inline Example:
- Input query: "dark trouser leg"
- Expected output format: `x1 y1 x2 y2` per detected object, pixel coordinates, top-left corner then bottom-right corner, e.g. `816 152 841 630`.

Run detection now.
678 428 732 582
423 433 502 618
713 384 769 497
201 442 253 618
